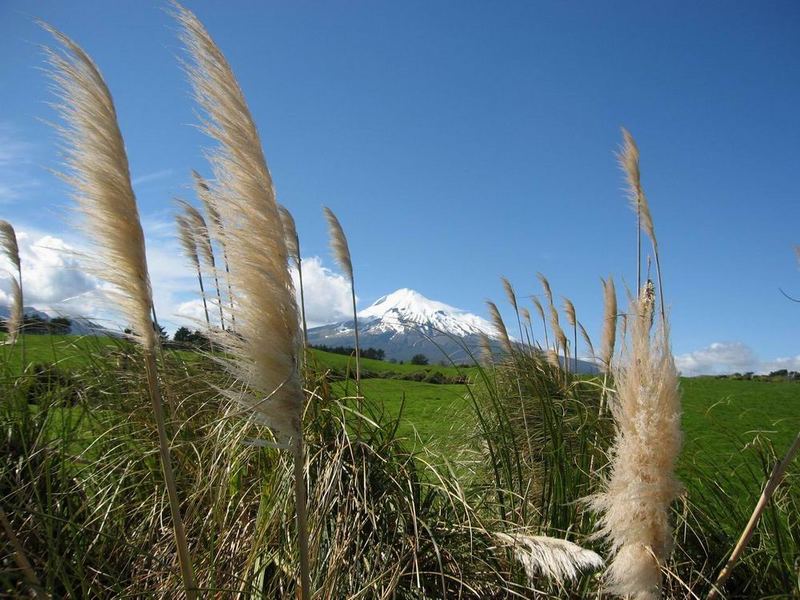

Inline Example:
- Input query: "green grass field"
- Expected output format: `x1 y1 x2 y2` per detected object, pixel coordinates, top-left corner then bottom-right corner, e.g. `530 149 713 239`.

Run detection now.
3 334 798 474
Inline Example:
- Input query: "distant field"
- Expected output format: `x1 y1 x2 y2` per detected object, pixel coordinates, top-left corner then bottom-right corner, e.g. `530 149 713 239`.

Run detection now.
3 335 798 476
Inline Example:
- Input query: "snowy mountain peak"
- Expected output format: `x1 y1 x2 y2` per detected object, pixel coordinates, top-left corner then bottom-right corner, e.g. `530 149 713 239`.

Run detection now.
357 288 497 338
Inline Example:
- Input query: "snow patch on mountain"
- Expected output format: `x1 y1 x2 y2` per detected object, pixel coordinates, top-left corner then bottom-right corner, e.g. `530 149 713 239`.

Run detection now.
357 288 497 338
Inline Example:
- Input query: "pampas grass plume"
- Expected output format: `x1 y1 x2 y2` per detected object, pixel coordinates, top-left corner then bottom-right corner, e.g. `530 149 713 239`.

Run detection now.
0 220 20 271
6 277 22 345
486 300 513 355
600 277 618 368
323 206 353 281
589 294 683 599
494 532 603 583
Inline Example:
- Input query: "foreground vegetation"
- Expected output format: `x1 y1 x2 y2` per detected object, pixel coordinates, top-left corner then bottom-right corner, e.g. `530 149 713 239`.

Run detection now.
1 335 798 597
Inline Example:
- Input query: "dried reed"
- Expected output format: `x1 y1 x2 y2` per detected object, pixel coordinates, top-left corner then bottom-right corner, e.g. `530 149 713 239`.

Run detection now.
323 206 360 394
175 212 210 327
175 4 310 596
42 23 197 596
279 204 308 346
589 287 682 599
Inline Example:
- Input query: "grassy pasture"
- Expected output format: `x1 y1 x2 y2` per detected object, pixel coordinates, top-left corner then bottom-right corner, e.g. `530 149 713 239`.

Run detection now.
3 335 798 470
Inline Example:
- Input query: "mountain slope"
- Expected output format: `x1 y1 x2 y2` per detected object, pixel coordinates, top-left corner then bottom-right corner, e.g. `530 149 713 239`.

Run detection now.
307 288 498 363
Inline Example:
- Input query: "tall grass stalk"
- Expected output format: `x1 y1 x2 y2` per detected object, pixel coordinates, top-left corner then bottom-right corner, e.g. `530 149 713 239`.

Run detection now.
620 128 666 329
589 285 683 599
179 198 225 329
502 276 525 347
193 170 233 329
279 205 308 346
42 24 197 597
709 430 800 599
533 296 549 351
323 206 360 396
175 213 211 327
175 4 311 596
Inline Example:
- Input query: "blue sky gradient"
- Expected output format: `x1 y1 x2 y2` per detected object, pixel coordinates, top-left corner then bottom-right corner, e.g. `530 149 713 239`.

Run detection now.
1 1 799 372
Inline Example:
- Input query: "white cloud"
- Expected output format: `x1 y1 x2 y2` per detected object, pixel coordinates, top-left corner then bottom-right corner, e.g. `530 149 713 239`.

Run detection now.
292 256 353 327
674 341 799 376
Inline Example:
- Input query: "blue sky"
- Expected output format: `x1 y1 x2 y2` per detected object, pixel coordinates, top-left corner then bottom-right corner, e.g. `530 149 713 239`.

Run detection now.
1 1 799 374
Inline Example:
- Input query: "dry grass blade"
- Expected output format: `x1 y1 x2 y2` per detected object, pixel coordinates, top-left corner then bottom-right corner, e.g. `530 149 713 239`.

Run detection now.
494 532 603 584
175 4 310 597
42 22 197 597
589 294 682 599
578 321 595 362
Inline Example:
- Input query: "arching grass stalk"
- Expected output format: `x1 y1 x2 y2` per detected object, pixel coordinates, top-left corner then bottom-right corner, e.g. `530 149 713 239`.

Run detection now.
42 24 196 597
175 4 311 596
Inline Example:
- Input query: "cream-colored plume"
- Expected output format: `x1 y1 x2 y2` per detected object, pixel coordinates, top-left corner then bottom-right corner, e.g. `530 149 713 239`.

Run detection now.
176 7 310 596
619 128 655 248
176 213 200 270
501 276 518 312
536 272 553 305
578 322 595 362
600 277 618 368
589 294 683 599
42 25 156 350
6 277 22 345
0 221 20 271
520 307 531 327
192 170 223 239
486 301 512 355
176 2 302 439
323 206 353 281
177 199 215 267
44 23 196 595
279 205 300 266
495 532 603 584
563 297 576 328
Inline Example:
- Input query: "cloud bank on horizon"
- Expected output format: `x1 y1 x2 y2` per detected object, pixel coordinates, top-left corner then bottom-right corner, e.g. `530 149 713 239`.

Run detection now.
0 226 353 334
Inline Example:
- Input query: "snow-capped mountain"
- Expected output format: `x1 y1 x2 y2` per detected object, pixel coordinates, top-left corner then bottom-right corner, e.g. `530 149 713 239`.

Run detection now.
307 288 501 363
0 304 107 336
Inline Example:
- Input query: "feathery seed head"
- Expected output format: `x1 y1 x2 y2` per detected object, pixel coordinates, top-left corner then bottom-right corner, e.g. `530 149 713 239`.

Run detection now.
278 205 300 266
579 321 595 361
532 297 546 324
43 24 156 350
589 294 683 598
619 128 656 247
176 198 215 267
563 297 576 328
501 276 518 311
536 272 553 304
486 300 512 355
0 221 20 271
494 532 603 584
6 277 22 345
601 276 618 368
520 307 532 326
323 206 353 281
175 214 200 270
177 2 302 440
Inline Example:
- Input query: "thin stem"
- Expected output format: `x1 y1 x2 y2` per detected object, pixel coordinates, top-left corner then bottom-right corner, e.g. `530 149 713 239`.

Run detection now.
196 267 210 328
210 255 226 330
708 431 800 599
298 257 308 347
637 193 642 293
143 348 197 599
222 247 236 329
292 437 311 600
18 266 25 368
350 278 360 399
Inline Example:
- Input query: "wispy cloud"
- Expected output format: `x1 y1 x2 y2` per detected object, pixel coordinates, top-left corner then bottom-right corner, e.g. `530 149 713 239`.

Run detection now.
132 168 174 186
0 123 41 204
